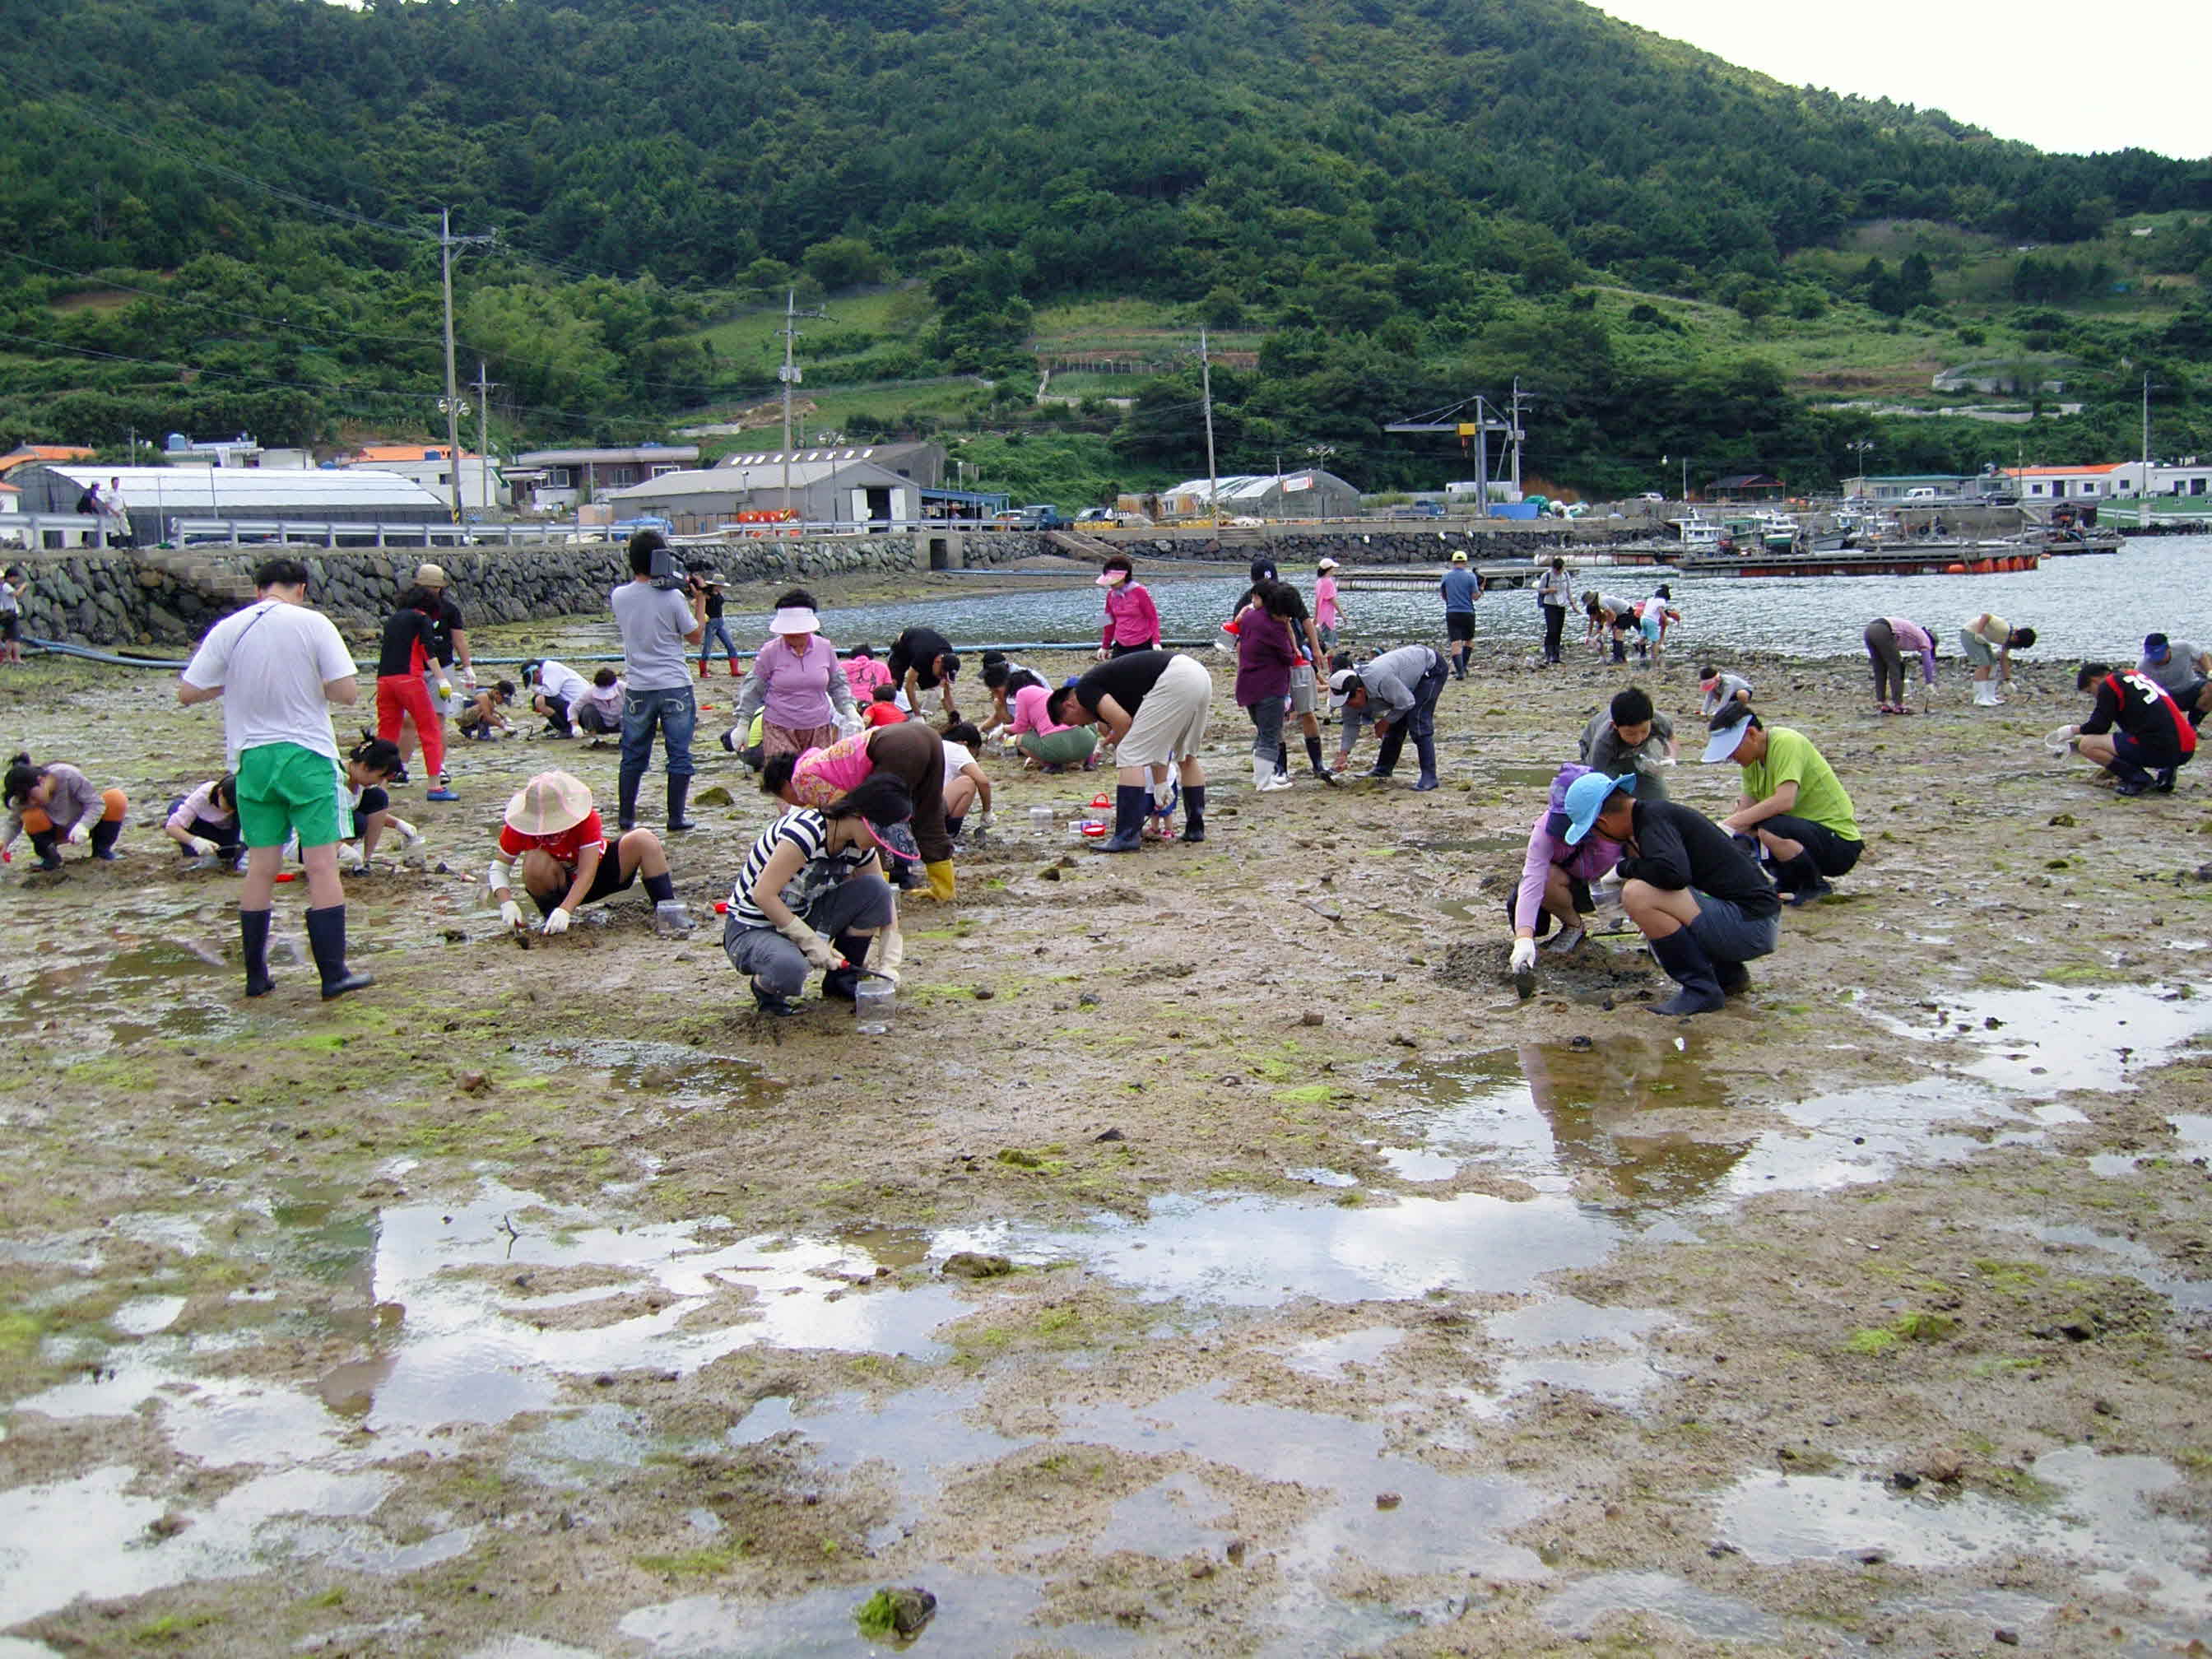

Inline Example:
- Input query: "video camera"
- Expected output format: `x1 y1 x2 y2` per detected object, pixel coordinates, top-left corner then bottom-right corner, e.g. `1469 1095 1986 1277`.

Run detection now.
648 543 695 592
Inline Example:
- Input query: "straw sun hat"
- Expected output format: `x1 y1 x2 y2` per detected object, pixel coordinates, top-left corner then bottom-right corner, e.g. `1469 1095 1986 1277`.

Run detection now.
504 772 594 838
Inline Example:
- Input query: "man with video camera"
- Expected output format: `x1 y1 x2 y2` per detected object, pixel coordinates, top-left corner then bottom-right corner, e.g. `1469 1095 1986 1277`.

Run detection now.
611 529 708 833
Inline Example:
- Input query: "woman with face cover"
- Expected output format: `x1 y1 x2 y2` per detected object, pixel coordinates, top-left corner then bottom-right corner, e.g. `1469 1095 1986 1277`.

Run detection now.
1095 555 1160 659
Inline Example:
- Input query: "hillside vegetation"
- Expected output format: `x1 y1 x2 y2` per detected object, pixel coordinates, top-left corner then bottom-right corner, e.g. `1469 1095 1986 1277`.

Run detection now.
3 0 2207 503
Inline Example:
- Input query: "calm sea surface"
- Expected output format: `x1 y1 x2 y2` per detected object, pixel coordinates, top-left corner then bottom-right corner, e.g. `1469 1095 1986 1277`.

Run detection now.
536 536 2210 663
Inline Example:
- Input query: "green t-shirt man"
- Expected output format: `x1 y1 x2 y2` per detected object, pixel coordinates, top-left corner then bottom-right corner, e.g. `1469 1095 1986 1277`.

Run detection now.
1742 727 1860 842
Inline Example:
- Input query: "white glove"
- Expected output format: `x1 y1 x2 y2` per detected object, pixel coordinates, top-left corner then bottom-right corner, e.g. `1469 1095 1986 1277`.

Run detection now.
540 907 572 936
499 899 525 930
834 715 863 740
337 841 366 873
67 824 89 845
777 918 843 972
866 926 905 987
974 810 994 833
461 666 477 690
1509 937 1539 974
187 835 219 857
1095 647 1110 662
436 680 454 701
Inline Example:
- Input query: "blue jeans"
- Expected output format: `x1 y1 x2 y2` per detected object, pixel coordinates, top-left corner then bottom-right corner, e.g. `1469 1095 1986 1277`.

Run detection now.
620 685 697 779
700 616 737 665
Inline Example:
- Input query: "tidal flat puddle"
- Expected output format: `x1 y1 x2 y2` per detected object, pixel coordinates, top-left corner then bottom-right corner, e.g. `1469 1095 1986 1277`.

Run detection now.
1862 980 2212 1093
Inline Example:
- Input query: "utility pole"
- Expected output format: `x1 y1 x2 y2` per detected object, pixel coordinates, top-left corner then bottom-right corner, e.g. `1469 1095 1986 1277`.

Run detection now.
475 360 499 514
778 290 830 522
1198 327 1220 530
2140 369 2157 530
439 207 494 523
1508 378 1525 499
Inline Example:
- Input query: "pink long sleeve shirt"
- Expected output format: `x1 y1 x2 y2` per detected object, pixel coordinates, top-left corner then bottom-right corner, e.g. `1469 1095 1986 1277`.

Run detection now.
1513 810 1624 933
1101 583 1160 650
1883 617 1939 684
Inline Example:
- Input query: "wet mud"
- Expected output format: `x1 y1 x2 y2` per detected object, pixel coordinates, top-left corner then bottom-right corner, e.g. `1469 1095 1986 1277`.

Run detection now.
2 615 2211 1656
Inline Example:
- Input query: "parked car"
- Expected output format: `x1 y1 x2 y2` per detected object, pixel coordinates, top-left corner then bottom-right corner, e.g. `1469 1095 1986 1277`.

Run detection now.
1076 507 1121 526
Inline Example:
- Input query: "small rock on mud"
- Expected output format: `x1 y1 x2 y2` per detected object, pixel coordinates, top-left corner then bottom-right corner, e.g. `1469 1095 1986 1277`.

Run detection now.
942 1252 1014 1279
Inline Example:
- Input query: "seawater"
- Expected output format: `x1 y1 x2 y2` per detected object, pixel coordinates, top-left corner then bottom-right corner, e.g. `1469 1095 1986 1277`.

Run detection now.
526 535 2210 662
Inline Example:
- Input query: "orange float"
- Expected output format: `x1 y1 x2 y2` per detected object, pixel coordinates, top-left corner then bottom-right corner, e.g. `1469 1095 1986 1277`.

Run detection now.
1945 563 1967 574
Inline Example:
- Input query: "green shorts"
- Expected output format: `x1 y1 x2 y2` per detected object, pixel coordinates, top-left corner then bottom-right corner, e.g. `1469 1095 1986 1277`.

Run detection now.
1019 726 1098 765
235 742 344 849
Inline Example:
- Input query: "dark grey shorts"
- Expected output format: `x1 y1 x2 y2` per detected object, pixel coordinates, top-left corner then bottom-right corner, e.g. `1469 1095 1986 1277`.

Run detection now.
1688 892 1780 964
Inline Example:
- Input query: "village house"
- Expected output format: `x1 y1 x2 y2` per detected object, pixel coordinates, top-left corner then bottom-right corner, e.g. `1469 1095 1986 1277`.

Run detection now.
508 445 699 513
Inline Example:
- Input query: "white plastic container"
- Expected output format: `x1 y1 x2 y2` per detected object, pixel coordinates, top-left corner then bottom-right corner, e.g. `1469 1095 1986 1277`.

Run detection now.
1028 805 1054 829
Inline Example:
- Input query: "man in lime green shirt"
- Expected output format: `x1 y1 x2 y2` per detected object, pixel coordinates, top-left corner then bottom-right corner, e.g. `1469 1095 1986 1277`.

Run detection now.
1703 706 1862 905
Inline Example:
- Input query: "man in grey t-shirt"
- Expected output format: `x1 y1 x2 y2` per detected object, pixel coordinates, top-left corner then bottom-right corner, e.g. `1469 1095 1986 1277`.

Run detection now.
610 530 706 832
2138 634 2210 727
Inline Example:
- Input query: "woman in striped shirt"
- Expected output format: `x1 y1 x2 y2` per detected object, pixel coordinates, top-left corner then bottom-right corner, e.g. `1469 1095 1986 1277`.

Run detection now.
723 774 918 1016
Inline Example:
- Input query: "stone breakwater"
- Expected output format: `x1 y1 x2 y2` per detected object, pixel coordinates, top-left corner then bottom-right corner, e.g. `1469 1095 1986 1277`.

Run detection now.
11 526 1576 650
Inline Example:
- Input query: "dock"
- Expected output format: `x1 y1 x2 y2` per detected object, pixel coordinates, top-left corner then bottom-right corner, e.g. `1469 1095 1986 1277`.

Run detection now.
1672 548 2047 579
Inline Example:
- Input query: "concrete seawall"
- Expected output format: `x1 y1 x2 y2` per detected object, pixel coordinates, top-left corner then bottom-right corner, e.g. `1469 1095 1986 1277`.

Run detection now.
7 524 1582 649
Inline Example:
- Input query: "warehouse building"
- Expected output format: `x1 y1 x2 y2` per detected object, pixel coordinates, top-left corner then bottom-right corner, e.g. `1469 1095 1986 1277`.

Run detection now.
10 464 450 546
600 457 924 532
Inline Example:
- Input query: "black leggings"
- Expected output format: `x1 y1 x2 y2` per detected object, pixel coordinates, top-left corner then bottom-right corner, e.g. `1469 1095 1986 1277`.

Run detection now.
1542 604 1566 662
1864 620 1906 705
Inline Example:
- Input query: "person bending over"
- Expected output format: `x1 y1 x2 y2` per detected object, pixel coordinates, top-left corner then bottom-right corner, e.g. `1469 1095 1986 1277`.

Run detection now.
2137 634 2210 729
1328 644 1448 791
1960 613 2034 707
2 754 126 870
1047 649 1212 850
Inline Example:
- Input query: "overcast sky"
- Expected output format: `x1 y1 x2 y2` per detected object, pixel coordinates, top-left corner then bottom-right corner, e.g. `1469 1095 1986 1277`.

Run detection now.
1594 0 2208 160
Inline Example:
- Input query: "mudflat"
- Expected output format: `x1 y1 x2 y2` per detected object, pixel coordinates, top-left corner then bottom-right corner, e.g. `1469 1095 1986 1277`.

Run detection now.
2 614 2209 1657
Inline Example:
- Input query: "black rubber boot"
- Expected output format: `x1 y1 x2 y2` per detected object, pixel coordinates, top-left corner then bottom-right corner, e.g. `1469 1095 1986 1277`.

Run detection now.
616 769 643 833
822 930 871 1001
666 773 695 833
1304 734 1335 783
1182 784 1206 843
1371 726 1407 778
27 830 60 871
751 980 802 1017
1412 733 1439 792
1779 852 1833 906
2154 767 2177 793
239 907 274 998
1647 928 1725 1016
304 904 374 1001
1102 785 1146 853
91 818 123 860
1715 958 1750 997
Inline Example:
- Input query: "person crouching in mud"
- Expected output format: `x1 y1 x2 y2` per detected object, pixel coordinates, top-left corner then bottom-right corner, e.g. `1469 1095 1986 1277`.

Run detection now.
722 774 916 1017
1564 771 1779 1017
2051 662 2196 796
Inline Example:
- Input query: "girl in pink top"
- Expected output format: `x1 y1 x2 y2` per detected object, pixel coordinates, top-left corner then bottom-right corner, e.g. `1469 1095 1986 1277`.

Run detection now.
842 644 893 704
1008 679 1097 769
1096 555 1159 658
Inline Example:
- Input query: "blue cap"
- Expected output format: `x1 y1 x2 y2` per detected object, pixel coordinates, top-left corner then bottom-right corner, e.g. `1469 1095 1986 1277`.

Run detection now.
1563 770 1635 844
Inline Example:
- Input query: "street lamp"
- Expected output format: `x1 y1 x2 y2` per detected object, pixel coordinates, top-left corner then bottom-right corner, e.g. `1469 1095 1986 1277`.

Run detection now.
1844 438 1875 500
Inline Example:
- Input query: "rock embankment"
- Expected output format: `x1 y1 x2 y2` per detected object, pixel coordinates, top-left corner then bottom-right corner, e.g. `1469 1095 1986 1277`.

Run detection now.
7 525 1578 649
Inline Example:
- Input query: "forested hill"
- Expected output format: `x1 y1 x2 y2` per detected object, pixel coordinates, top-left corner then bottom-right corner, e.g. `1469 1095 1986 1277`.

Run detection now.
5 0 2207 483
16 0 2200 286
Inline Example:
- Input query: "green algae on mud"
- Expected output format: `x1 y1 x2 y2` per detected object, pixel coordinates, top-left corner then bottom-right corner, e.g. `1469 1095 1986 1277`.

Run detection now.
4 623 2212 1652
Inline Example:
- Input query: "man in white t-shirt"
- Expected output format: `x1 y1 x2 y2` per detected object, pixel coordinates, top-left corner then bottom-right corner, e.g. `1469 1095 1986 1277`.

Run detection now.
179 557 373 1002
103 476 136 548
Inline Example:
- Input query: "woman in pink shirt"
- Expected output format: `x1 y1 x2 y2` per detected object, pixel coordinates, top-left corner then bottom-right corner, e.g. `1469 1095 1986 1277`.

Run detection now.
1864 616 1937 714
1096 555 1159 658
1314 556 1345 650
842 644 892 704
723 590 859 757
1009 677 1097 769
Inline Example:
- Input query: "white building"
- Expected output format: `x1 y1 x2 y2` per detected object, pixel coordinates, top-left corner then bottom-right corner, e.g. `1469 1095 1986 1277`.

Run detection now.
2001 464 2126 500
600 458 922 532
342 444 506 513
2103 458 2212 500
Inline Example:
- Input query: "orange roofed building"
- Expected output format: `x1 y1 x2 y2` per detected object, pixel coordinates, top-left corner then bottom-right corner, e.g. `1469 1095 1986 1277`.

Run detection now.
338 442 505 513
0 446 98 482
